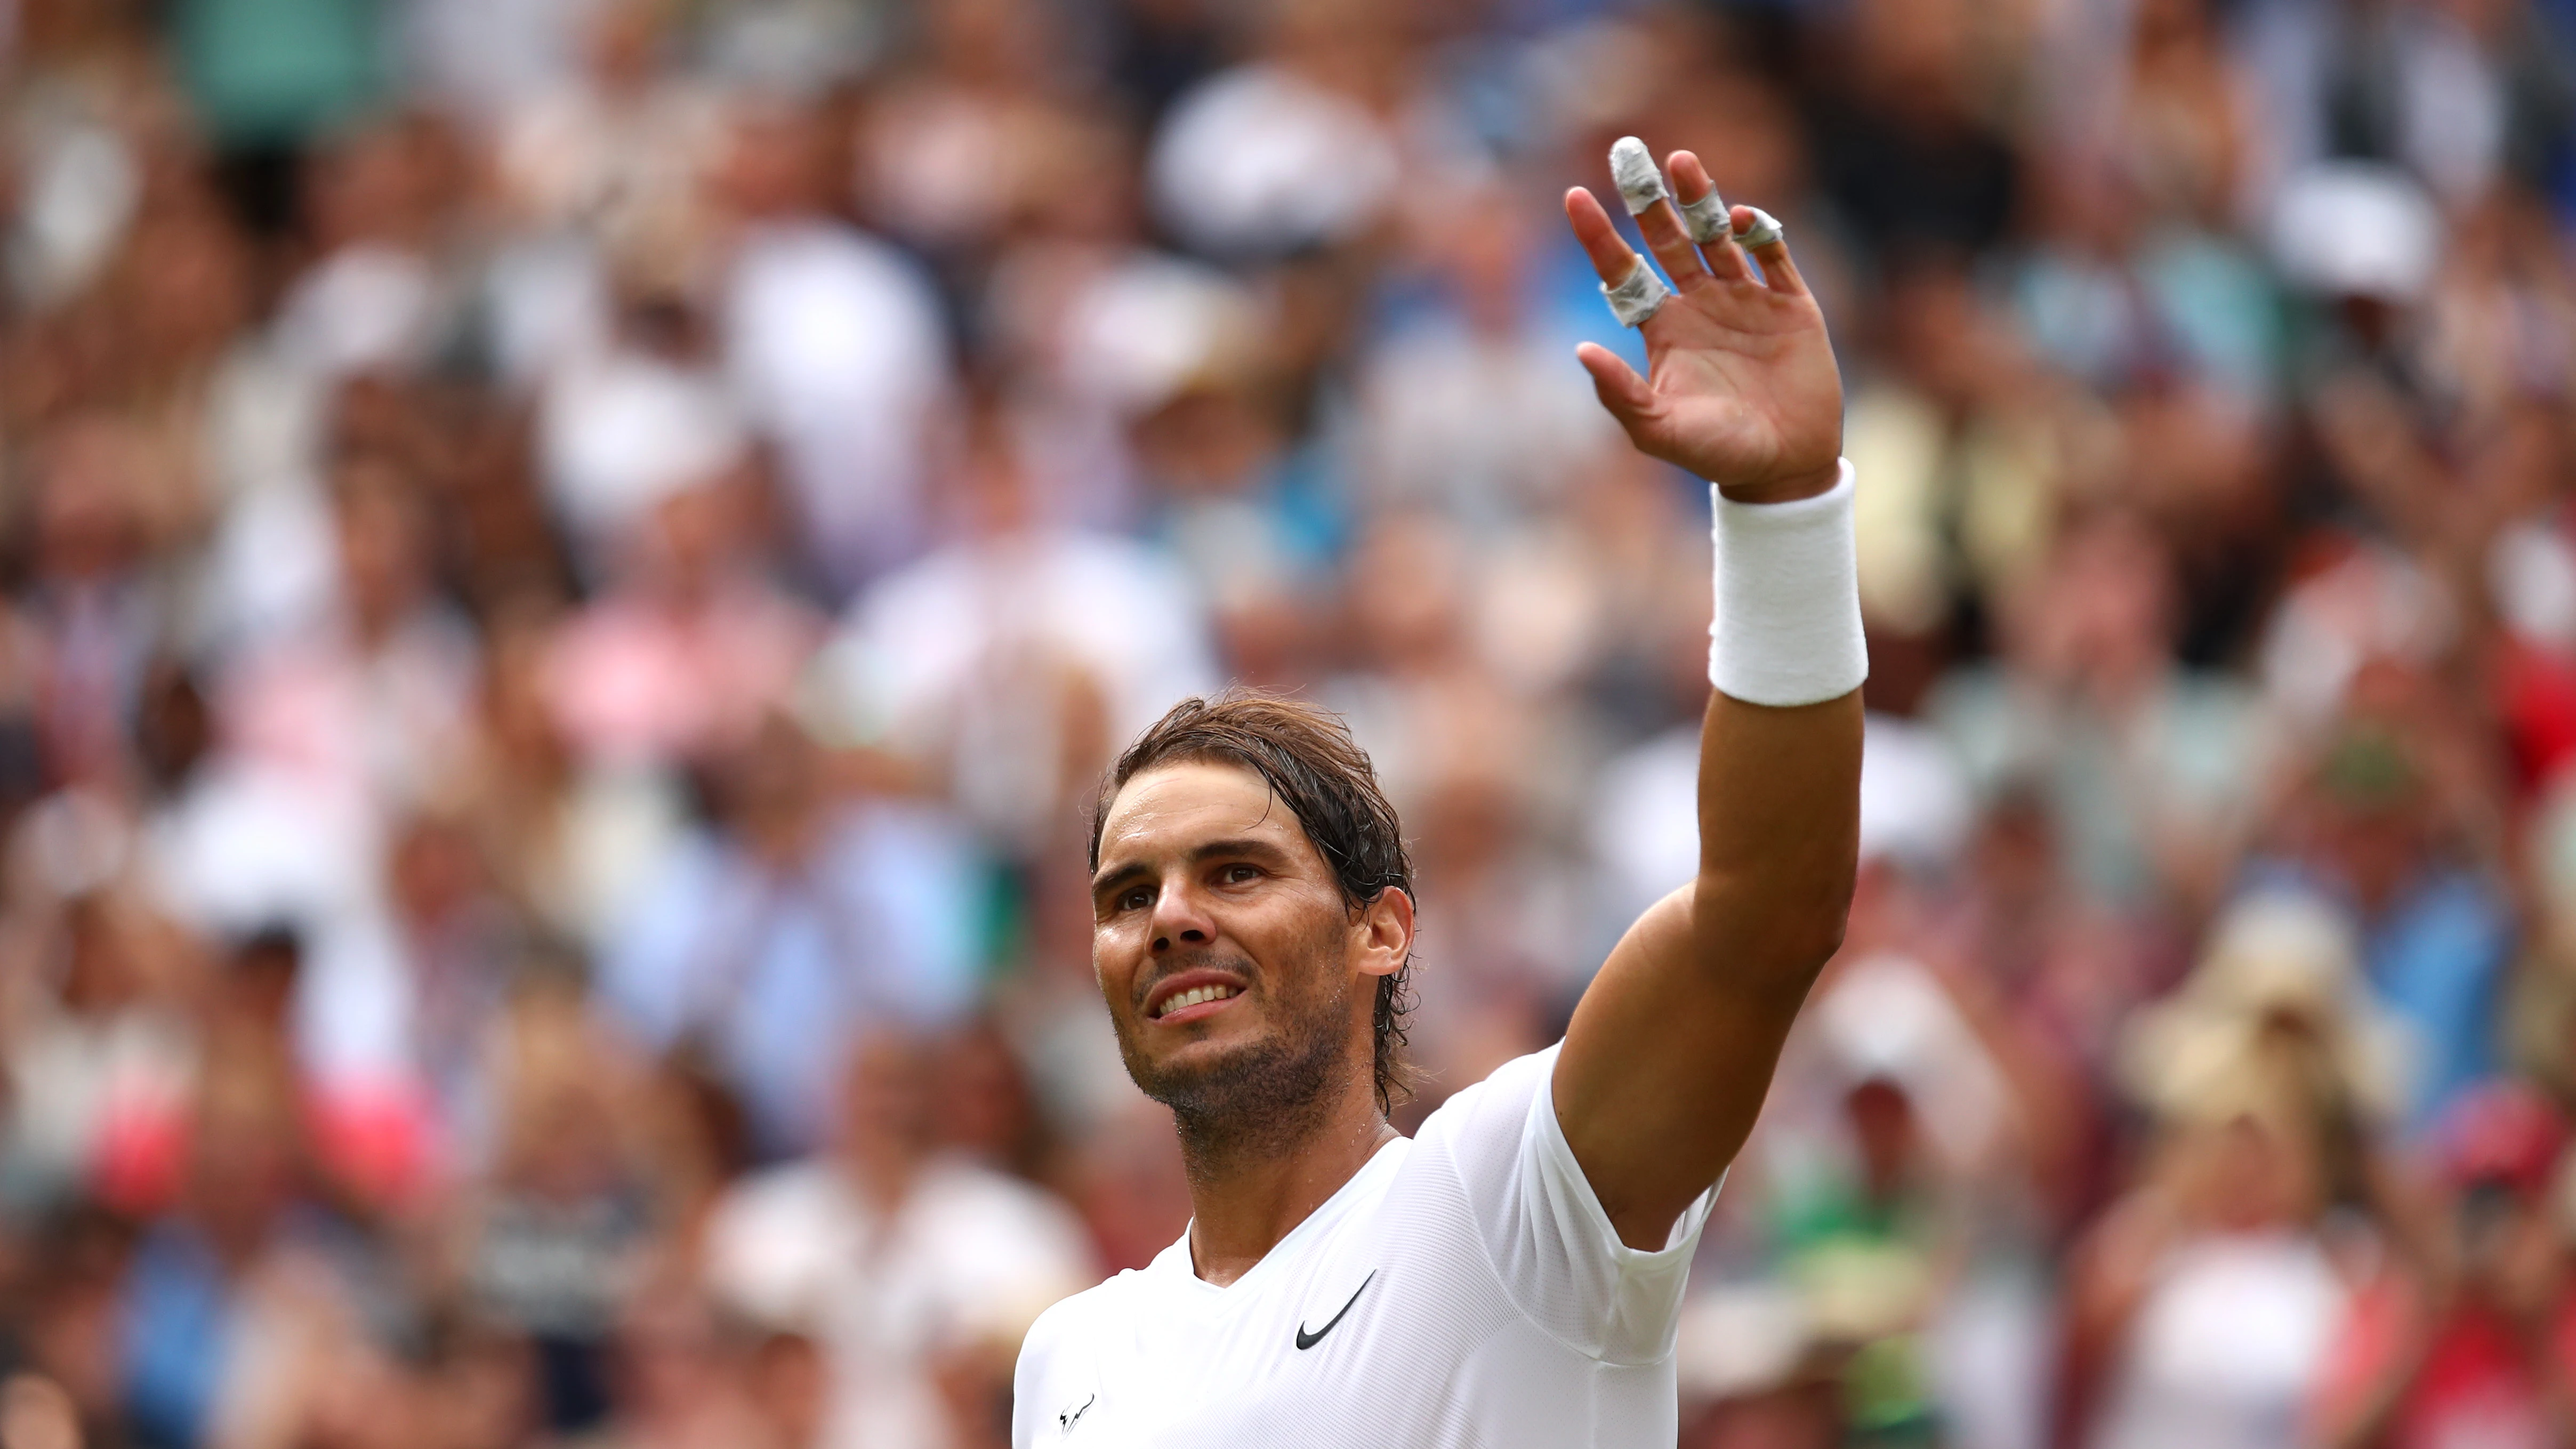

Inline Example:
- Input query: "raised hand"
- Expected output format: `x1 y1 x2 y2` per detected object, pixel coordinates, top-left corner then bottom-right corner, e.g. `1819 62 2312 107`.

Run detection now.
1566 146 1844 504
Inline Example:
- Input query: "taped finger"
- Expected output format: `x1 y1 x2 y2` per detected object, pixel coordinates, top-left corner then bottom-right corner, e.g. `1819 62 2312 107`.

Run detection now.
1617 138 1716 290
1667 149 1750 282
1729 205 1807 295
1680 192 1730 246
1732 206 1784 251
1608 136 1668 216
1600 257 1670 327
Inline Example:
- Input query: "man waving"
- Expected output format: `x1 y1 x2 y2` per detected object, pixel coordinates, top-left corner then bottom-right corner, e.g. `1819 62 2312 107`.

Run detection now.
1013 139 1864 1448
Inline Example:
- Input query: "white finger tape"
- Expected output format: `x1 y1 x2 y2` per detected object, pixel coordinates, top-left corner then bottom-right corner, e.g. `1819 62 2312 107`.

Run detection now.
1680 190 1729 245
1709 460 1867 707
1733 206 1784 250
1608 136 1667 216
1600 257 1669 327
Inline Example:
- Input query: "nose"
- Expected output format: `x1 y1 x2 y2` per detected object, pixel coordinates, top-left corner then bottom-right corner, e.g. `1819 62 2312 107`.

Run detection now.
1148 878 1215 955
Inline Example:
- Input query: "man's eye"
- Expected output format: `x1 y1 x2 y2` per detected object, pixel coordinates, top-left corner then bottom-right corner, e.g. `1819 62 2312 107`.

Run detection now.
1223 865 1260 884
1120 889 1152 911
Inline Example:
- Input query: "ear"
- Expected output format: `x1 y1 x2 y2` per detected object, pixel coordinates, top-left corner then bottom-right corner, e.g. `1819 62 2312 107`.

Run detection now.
1353 887 1414 980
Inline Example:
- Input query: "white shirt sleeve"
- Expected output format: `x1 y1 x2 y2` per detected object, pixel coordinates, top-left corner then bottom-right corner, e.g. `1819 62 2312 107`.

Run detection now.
1412 1043 1718 1366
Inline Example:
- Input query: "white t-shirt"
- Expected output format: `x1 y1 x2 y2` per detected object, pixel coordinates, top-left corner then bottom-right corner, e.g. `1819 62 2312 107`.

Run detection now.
2086 1232 2348 1449
1011 1045 1717 1447
705 1156 1097 1449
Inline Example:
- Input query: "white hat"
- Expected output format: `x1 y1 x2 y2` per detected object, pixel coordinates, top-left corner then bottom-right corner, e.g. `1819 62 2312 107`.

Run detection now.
2119 889 2417 1122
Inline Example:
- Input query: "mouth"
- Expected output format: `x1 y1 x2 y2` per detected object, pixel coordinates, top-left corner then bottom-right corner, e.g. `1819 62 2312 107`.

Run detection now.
1144 972 1247 1024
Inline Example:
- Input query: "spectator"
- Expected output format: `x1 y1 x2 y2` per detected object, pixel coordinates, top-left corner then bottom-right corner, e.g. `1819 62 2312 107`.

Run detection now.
465 975 654 1435
2257 719 2517 1128
1 0 2574 1443
597 718 983 1156
2315 1083 2576 1448
700 1031 1093 1449
1934 509 2274 912
2064 1057 2359 1449
818 412 1218 859
710 97 952 594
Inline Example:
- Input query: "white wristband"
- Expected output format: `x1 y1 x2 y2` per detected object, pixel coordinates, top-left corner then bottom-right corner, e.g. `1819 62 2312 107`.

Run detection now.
1709 460 1867 707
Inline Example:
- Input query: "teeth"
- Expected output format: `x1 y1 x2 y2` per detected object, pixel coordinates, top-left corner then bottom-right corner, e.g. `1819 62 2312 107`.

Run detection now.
1156 984 1240 1018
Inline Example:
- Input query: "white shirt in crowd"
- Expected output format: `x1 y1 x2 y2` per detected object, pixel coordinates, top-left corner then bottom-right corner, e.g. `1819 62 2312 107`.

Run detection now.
721 219 949 591
706 1155 1095 1449
1012 1044 1716 1448
2086 1231 2348 1449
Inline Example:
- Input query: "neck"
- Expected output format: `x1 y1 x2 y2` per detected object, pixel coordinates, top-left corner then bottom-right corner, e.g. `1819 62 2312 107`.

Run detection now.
1177 1065 1397 1287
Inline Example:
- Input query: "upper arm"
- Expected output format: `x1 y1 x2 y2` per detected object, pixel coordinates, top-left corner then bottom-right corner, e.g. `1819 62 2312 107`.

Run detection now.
1422 1048 1714 1365
1552 688 1863 1248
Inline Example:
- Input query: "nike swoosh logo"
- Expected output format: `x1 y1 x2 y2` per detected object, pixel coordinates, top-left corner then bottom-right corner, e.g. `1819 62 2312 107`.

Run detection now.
1294 1271 1375 1350
1058 1392 1094 1431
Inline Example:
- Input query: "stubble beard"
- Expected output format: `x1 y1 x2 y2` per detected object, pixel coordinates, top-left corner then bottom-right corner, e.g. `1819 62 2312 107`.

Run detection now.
1114 937 1357 1180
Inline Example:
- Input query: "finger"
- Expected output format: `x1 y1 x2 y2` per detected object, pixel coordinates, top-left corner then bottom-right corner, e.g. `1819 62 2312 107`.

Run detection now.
1574 341 1657 437
1611 138 1711 292
1668 151 1752 283
1730 205 1808 297
1564 186 1641 286
1568 187 1670 327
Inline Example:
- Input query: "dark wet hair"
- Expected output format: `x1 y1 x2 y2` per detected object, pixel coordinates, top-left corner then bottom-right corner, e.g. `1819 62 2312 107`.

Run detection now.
1088 691 1418 1112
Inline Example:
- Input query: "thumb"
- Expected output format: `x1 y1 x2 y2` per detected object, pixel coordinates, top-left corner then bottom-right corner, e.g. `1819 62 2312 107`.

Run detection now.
1575 343 1657 440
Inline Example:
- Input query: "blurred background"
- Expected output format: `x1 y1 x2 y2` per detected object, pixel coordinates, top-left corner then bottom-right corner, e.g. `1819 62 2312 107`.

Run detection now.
0 0 2572 1445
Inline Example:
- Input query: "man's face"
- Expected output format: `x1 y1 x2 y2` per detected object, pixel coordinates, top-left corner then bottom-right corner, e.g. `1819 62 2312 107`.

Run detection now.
1089 761 1396 1122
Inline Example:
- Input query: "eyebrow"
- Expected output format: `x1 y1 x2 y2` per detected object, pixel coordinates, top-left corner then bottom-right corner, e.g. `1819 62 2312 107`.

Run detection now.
1091 836 1297 898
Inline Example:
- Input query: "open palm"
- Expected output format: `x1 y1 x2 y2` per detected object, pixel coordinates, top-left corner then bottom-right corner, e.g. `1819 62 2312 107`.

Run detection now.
1566 148 1843 505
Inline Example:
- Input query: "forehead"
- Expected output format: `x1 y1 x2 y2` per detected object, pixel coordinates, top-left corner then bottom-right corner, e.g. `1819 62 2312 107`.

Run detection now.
1096 760 1316 865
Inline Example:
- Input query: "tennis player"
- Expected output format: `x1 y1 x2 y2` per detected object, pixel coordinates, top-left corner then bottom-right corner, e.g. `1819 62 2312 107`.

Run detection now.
1012 141 1863 1447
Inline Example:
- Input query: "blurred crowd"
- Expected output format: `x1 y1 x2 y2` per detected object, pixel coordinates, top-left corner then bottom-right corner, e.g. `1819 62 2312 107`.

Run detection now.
1 0 2574 1445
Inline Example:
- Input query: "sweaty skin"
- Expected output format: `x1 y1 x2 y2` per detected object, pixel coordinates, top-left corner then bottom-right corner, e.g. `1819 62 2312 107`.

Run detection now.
1091 761 1408 1285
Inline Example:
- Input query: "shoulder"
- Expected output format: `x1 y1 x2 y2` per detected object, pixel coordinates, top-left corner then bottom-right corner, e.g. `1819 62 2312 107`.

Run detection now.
1414 1044 1560 1154
1023 1274 1120 1337
1017 1267 1141 1370
1399 1045 1566 1218
1015 1274 1141 1448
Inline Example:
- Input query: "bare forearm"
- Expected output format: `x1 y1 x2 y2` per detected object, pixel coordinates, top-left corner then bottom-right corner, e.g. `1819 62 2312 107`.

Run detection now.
1552 685 1860 1247
1689 686 1863 985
